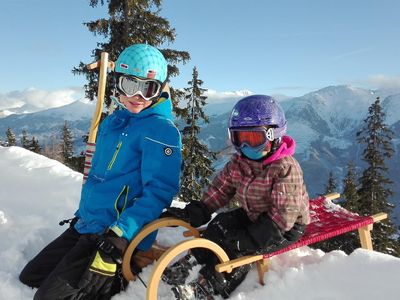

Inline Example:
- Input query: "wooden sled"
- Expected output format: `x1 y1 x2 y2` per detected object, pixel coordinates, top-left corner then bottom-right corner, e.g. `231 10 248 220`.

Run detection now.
121 193 387 300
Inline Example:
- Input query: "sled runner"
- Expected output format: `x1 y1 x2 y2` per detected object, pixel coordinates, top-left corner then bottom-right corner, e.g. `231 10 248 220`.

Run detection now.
121 192 388 300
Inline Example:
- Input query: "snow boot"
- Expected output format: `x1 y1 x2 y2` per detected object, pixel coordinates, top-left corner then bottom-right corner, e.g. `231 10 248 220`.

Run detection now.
162 254 198 285
171 275 215 300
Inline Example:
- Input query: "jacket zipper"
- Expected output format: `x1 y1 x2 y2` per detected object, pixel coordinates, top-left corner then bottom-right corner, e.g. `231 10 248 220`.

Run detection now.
107 141 122 170
114 185 129 219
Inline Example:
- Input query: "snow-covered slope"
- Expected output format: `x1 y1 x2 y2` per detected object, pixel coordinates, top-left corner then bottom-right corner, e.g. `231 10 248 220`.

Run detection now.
1 146 400 300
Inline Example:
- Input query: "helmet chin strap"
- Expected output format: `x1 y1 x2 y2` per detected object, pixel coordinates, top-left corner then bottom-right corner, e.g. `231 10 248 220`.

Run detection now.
270 137 282 153
110 95 127 110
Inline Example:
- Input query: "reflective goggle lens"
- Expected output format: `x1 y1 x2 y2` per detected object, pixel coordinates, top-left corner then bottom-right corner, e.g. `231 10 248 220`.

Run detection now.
230 127 274 148
117 75 162 101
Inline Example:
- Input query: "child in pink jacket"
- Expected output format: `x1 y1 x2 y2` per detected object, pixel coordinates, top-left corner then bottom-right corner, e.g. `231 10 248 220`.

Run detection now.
164 95 309 300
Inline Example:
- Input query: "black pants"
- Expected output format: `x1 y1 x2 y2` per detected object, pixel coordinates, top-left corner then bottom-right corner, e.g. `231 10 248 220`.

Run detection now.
191 208 301 298
191 209 254 298
19 226 122 300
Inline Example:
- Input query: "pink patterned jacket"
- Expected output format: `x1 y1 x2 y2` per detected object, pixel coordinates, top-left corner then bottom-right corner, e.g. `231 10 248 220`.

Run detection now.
201 136 310 232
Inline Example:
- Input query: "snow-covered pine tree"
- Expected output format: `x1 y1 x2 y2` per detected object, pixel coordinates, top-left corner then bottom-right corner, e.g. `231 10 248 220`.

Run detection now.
6 128 16 146
72 0 190 114
59 121 74 165
28 137 42 154
179 67 215 202
21 129 30 149
356 97 400 256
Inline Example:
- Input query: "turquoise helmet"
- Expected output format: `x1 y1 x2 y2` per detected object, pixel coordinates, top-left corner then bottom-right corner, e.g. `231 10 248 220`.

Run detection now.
114 44 168 83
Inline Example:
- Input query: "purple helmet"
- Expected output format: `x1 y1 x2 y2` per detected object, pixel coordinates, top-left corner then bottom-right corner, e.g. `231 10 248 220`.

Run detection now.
229 95 287 138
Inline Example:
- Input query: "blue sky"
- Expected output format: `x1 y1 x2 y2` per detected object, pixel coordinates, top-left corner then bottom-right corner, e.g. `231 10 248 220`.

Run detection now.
1 0 400 99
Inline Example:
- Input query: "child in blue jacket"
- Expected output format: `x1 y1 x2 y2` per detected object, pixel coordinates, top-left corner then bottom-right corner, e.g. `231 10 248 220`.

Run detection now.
19 44 182 300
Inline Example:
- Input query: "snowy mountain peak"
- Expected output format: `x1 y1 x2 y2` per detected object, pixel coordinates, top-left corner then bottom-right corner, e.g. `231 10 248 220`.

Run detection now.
37 100 95 121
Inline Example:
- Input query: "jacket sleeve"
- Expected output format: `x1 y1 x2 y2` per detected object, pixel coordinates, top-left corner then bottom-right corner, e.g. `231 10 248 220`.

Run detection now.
110 120 182 241
201 159 237 213
268 159 310 232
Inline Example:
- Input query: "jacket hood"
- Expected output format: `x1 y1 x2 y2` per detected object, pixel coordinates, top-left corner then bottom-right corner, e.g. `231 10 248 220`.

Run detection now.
263 135 296 165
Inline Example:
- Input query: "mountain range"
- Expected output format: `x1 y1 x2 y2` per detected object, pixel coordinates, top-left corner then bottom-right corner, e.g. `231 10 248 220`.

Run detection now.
0 85 399 223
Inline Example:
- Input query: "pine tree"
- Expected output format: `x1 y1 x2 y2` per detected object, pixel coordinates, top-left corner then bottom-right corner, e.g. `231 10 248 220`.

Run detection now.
180 67 215 202
314 167 353 254
72 0 190 112
6 128 17 146
68 151 86 173
342 161 360 211
59 121 74 165
21 130 30 149
28 137 42 154
316 162 363 254
356 97 399 256
324 171 337 194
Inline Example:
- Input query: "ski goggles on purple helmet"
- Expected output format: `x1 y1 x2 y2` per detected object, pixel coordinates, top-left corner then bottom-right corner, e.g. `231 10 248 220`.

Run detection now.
229 127 275 148
116 74 163 101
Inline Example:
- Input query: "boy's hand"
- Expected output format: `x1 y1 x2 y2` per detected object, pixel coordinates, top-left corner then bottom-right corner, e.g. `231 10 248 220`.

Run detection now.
95 231 128 264
78 231 128 297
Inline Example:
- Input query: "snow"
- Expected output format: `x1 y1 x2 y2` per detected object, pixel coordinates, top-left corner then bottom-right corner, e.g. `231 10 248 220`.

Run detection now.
1 146 400 299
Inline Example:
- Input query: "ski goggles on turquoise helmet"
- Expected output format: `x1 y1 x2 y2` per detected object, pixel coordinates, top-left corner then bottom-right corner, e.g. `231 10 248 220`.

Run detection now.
229 127 275 148
115 73 163 101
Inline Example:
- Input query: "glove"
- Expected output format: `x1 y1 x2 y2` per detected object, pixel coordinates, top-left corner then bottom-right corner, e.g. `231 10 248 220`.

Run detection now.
94 230 128 264
161 201 212 228
283 223 306 242
226 213 284 254
78 230 128 297
160 206 191 223
248 213 283 246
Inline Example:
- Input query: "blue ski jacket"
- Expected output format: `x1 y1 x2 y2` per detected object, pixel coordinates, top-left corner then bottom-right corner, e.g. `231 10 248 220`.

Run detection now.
74 92 182 250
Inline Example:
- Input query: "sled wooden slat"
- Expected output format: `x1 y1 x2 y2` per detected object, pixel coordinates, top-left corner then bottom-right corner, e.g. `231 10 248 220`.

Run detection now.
215 254 264 273
122 193 388 299
372 212 389 222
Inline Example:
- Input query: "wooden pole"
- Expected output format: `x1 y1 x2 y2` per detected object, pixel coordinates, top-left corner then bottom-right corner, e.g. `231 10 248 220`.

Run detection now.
87 52 109 143
82 53 113 182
